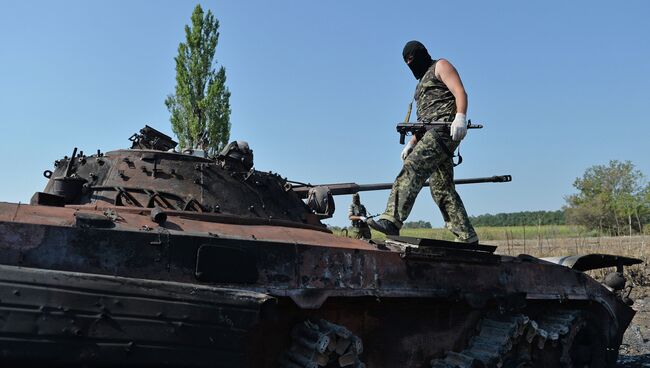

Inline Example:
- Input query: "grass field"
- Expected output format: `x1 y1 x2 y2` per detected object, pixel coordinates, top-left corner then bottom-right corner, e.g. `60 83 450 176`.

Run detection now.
333 224 595 242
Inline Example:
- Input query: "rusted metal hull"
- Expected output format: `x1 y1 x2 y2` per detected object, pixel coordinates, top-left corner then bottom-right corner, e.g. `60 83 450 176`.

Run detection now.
0 201 637 367
0 264 271 367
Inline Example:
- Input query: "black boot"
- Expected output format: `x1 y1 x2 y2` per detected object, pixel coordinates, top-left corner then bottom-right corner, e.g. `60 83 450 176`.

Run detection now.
366 218 400 236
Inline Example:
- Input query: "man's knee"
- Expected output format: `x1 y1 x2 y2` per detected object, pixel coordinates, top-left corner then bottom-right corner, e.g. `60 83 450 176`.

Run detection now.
402 157 423 173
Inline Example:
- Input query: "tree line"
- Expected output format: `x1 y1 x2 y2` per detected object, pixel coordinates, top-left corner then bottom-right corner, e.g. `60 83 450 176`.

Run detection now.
469 210 565 227
403 221 433 229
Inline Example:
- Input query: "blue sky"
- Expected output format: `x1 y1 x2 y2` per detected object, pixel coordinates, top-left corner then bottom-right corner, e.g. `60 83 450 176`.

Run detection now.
1 1 648 227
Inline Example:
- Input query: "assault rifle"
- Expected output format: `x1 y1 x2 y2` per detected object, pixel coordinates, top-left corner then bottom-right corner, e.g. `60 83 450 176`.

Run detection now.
397 120 483 144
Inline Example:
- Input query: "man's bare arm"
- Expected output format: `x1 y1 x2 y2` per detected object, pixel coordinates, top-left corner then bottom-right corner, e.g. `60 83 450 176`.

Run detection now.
435 59 467 114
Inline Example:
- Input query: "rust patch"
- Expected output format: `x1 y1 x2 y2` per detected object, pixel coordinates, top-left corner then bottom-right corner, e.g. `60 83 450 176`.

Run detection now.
0 202 376 251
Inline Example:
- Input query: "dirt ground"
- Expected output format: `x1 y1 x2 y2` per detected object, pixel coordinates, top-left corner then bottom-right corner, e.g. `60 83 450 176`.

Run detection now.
619 285 650 367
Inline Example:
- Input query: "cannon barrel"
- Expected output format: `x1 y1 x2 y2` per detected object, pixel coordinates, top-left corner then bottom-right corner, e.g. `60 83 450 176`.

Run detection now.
292 175 511 198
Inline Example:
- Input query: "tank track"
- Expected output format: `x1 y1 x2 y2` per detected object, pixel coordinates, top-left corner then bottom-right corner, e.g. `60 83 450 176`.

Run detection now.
280 319 365 368
534 310 584 366
430 310 582 368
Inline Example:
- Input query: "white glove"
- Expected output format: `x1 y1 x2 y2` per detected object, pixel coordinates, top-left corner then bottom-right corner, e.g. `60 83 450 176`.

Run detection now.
358 216 367 222
450 113 468 141
401 141 415 161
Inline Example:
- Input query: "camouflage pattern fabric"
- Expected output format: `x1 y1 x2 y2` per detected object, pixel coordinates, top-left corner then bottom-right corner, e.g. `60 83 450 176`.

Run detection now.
349 203 371 239
415 61 456 123
378 62 478 243
349 203 368 224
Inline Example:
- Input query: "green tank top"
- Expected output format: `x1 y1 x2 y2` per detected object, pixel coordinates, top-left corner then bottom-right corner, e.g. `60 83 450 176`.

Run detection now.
415 60 456 123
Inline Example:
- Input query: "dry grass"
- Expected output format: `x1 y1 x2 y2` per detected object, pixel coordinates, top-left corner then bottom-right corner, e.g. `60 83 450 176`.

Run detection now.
333 226 649 284
489 234 646 258
489 235 649 285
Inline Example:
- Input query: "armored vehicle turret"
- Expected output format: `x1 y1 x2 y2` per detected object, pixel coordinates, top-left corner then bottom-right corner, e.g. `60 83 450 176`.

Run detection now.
0 126 641 368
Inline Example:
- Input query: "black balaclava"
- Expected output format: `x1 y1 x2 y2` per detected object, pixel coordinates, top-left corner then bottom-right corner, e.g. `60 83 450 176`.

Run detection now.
402 40 433 80
352 193 360 205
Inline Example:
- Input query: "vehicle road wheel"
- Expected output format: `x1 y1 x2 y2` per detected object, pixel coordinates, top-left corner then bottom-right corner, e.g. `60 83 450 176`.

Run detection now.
430 314 534 368
531 310 611 368
279 318 365 368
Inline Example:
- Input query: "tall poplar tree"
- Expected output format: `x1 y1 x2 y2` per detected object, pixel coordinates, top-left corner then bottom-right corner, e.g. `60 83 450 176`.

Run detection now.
165 5 231 154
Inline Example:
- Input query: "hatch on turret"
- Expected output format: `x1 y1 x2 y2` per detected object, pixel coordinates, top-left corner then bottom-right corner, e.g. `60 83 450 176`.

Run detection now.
37 126 319 226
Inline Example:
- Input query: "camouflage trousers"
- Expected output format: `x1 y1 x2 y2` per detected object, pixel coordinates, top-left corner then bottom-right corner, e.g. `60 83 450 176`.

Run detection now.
378 130 478 243
351 226 372 240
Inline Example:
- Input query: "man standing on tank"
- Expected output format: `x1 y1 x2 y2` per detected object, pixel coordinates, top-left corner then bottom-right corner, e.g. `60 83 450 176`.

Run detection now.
348 193 372 239
367 41 478 244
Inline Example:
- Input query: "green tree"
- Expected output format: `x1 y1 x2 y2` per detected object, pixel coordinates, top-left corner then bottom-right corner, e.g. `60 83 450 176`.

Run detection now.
564 160 649 235
165 5 231 154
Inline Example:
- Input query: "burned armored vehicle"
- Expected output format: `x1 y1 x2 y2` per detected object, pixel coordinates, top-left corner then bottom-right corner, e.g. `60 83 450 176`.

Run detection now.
0 126 641 368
